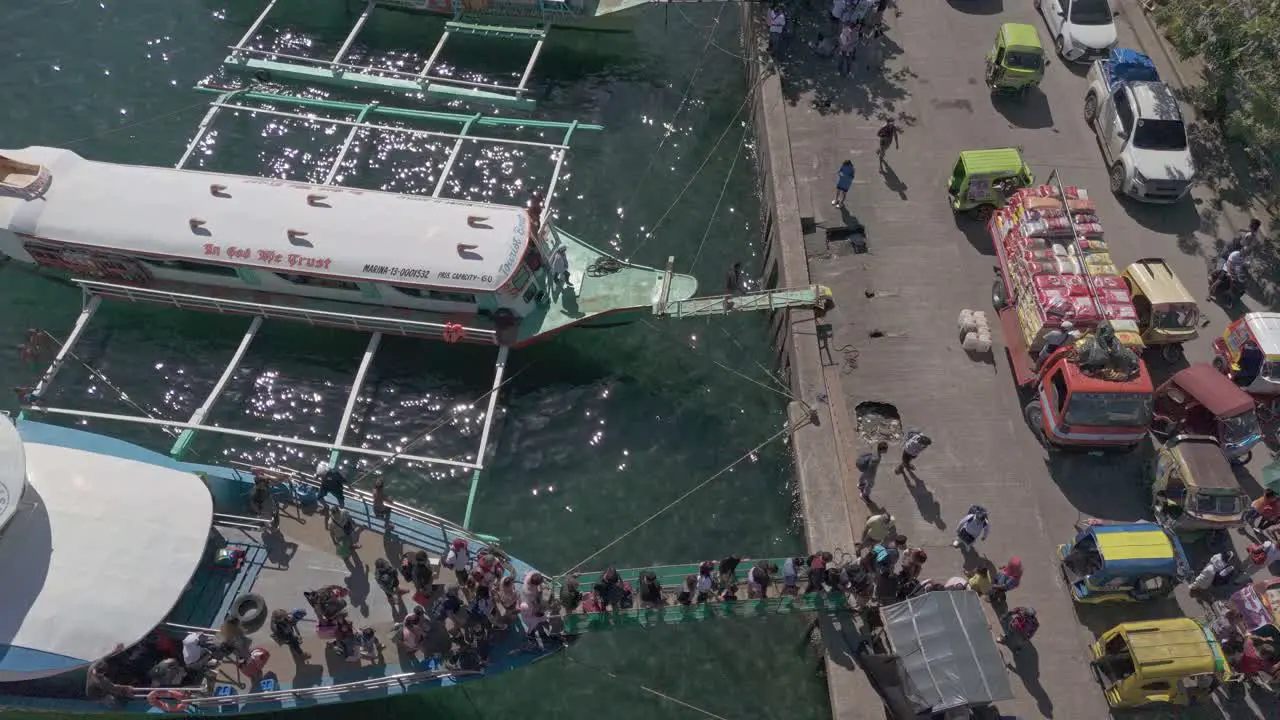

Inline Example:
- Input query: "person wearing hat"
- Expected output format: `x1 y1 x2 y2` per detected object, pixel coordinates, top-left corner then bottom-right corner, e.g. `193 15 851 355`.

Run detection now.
864 512 896 544
315 461 347 510
1037 321 1075 368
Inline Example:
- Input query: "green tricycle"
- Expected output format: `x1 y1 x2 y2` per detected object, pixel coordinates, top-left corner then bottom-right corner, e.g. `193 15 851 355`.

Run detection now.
946 148 1034 219
985 23 1045 94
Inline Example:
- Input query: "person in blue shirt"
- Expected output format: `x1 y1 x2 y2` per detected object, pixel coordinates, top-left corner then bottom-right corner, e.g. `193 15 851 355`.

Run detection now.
833 160 855 206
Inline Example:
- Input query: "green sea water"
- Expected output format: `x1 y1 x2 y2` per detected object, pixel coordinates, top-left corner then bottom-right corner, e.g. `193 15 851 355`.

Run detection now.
0 1 830 718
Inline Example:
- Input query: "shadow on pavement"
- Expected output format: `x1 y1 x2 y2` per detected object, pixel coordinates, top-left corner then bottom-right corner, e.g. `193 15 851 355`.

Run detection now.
1003 643 1054 718
955 213 997 255
776 9 913 119
945 0 1004 15
1119 195 1206 252
1042 447 1151 523
991 89 1056 130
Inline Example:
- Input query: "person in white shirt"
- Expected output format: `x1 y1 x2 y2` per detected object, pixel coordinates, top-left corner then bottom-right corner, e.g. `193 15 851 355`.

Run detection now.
952 506 990 551
1037 320 1074 367
444 538 471 586
767 5 787 55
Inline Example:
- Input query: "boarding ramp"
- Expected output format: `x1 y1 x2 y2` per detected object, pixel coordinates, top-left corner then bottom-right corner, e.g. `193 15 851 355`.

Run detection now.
543 560 854 636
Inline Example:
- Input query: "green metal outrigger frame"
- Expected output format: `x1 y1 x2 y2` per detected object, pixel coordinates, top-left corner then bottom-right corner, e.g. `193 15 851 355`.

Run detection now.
160 87 601 530
224 0 553 110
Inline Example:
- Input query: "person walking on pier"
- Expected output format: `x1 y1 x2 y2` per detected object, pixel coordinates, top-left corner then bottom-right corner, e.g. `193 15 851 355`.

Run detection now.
856 440 889 502
876 119 900 168
837 23 858 76
894 429 932 476
998 606 1038 651
952 505 990 552
832 159 855 207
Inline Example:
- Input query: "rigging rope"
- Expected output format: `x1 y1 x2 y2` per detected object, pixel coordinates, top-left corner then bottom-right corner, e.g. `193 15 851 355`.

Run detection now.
27 329 184 441
55 99 214 147
638 317 807 410
563 654 733 720
688 124 749 272
556 417 808 578
586 257 625 277
609 2 729 248
349 354 534 487
625 70 767 262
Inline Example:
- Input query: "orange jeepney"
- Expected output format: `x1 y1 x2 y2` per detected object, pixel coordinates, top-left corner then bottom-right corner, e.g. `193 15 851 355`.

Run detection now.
989 174 1153 451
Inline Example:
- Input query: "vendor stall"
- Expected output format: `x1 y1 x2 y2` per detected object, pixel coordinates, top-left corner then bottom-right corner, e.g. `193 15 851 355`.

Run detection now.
859 591 1015 718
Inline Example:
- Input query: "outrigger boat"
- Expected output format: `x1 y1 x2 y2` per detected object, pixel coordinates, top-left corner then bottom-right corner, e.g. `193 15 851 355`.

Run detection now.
0 412 867 716
0 413 558 715
0 90 827 351
222 0 650 110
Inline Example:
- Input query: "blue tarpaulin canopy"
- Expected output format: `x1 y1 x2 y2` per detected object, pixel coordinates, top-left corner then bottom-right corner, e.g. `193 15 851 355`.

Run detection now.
1106 48 1160 87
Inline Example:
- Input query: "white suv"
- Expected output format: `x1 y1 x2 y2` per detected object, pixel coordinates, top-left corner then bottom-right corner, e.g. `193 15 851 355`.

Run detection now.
1035 0 1119 63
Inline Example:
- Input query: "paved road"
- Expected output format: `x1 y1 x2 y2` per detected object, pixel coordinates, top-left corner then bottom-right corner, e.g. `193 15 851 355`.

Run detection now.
777 0 1276 717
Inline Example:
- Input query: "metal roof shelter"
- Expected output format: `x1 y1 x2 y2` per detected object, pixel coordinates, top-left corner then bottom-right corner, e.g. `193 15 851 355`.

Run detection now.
875 591 1014 716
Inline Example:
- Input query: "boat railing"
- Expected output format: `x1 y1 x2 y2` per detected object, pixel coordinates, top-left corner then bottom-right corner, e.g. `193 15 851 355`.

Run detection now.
234 461 500 547
72 280 500 344
181 667 483 708
213 512 275 531
162 622 219 635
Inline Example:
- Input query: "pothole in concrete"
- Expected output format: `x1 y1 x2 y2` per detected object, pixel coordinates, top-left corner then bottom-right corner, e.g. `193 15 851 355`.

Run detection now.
855 401 902 444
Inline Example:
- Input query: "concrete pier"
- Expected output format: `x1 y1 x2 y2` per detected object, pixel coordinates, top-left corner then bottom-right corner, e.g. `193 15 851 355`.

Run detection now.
748 0 1276 718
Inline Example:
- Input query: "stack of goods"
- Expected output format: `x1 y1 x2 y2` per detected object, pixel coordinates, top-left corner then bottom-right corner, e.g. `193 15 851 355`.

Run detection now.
958 310 992 353
990 185 1143 352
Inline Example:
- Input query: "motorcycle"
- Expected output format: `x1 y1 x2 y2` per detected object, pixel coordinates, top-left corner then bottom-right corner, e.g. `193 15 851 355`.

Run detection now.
1209 252 1250 303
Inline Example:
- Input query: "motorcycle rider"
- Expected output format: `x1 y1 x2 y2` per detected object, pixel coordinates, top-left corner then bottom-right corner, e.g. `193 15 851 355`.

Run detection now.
1208 248 1250 302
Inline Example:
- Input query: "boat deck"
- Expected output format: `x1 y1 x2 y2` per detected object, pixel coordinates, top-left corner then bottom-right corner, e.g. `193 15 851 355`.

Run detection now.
192 508 450 695
164 493 547 713
522 225 698 336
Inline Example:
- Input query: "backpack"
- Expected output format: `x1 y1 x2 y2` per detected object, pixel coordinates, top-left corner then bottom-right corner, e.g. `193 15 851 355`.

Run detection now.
877 124 894 139
856 452 875 472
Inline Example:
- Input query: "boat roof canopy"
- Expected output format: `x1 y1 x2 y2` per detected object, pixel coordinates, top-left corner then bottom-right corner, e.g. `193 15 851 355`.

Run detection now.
0 147 531 293
0 417 213 682
1166 364 1255 418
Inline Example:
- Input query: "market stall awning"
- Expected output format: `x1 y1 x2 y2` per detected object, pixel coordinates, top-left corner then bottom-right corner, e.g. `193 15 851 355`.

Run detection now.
879 591 1015 713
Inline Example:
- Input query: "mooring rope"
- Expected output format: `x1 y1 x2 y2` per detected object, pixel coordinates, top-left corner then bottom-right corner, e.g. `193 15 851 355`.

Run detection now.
610 1 729 250
563 654 734 720
349 354 535 488
687 123 750 272
556 417 808 578
624 68 768 262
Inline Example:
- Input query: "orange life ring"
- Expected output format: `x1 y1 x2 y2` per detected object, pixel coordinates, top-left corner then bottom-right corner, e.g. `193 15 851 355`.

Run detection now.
147 689 191 713
442 323 466 344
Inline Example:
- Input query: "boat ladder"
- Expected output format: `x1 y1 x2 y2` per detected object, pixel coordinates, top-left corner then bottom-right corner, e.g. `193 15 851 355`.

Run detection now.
655 284 834 320
223 0 548 110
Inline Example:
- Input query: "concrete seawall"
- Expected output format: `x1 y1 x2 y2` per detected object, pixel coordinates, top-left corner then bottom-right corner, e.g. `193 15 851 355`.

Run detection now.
740 8 879 719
